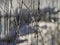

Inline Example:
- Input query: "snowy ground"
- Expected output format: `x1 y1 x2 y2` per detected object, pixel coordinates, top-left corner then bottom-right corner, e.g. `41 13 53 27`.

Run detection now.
0 22 57 45
16 22 57 45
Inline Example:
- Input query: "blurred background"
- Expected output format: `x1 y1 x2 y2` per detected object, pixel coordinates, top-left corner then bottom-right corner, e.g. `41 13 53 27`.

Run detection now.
0 0 60 45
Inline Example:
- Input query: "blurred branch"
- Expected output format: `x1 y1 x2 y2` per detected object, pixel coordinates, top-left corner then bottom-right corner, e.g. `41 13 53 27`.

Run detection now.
23 1 30 10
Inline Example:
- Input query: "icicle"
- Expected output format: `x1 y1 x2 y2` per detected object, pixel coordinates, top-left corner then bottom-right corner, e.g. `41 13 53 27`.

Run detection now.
1 15 5 38
0 0 5 38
